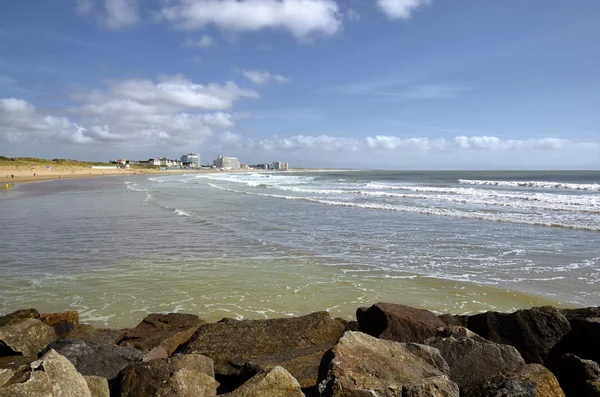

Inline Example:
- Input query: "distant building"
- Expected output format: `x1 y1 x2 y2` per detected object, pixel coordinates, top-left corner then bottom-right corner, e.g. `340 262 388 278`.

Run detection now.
181 153 201 168
271 161 289 171
213 156 241 169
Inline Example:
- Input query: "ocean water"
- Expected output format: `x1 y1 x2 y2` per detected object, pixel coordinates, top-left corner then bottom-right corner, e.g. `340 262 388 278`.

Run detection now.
0 170 598 327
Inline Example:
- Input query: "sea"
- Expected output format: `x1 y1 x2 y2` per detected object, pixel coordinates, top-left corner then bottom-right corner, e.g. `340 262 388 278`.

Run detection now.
0 170 598 327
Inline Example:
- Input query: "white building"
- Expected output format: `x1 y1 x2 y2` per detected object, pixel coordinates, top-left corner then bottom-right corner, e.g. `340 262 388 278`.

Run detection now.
181 153 201 168
272 161 289 170
213 156 241 169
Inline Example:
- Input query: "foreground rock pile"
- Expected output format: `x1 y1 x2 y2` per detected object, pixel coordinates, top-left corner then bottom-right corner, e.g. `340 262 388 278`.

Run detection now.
1 304 599 396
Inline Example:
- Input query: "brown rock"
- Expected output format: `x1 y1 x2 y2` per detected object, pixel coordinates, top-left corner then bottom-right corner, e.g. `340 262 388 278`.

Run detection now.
465 364 565 397
0 368 15 388
317 331 459 397
30 349 92 397
426 336 525 394
585 379 600 396
70 324 127 345
466 306 571 364
0 319 56 357
515 364 565 397
114 354 216 397
548 317 600 366
357 302 446 343
39 311 79 338
223 366 304 397
438 314 469 327
0 309 39 327
179 311 344 391
118 313 205 355
84 376 110 397
549 353 600 397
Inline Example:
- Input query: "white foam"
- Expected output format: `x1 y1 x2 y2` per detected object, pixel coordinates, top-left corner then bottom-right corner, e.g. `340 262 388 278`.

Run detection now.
458 179 600 191
174 209 193 217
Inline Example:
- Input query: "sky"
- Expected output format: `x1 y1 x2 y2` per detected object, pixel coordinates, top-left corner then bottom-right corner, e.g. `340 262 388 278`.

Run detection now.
0 0 599 169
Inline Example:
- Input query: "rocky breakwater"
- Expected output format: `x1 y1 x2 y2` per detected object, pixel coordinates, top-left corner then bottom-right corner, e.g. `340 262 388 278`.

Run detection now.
0 303 599 396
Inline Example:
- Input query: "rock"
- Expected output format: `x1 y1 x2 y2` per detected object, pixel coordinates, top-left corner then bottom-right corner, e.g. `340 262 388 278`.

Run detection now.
356 302 446 343
585 380 600 396
179 311 344 390
30 349 92 397
548 318 600 365
465 364 564 397
438 314 469 327
70 324 127 345
44 338 143 380
118 313 206 355
239 343 332 391
433 326 487 342
560 307 600 323
466 306 571 364
549 353 600 396
114 354 216 397
466 377 538 397
84 376 110 397
317 331 459 397
223 366 304 397
0 370 54 397
0 309 39 327
39 312 79 338
0 368 15 388
426 336 525 394
334 318 359 332
0 318 56 357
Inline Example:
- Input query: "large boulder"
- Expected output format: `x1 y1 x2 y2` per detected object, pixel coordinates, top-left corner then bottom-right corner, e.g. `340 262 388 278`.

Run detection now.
356 302 446 343
560 307 600 323
70 324 128 345
548 318 600 365
549 353 600 397
466 306 571 364
426 336 525 394
317 331 459 397
223 366 304 397
84 376 110 397
44 338 143 380
114 354 217 397
0 349 92 397
179 312 344 390
118 313 205 355
0 319 56 357
438 314 469 328
0 309 39 327
465 364 564 397
586 380 600 396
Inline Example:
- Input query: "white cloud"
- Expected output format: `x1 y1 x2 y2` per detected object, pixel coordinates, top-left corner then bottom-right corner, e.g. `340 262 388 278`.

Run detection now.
377 0 430 20
105 0 139 29
161 0 342 40
239 70 290 85
75 0 95 14
0 74 258 149
219 131 244 146
346 8 360 21
185 35 215 48
245 134 598 153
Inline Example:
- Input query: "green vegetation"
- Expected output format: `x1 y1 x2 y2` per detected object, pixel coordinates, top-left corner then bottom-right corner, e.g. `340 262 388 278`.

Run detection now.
0 156 111 167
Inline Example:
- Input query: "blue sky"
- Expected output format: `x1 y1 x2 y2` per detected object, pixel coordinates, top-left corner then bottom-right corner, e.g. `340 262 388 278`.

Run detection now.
0 0 598 169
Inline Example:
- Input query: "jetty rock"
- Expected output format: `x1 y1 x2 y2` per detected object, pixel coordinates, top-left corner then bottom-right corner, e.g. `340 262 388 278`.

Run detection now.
317 331 459 397
113 353 217 397
178 311 345 391
0 318 56 358
357 302 447 343
118 313 206 356
223 366 304 397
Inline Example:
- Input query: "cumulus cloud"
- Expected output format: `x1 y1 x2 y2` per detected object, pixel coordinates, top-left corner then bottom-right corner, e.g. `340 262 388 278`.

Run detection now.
239 70 290 85
377 0 430 20
105 0 139 29
243 134 597 153
161 0 342 39
1 75 257 149
185 35 215 48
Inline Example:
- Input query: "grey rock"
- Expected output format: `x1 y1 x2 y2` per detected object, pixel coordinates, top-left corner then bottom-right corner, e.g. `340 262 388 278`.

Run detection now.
0 318 56 357
84 376 110 397
426 336 525 394
357 302 447 343
0 309 39 328
223 366 304 397
30 349 92 397
44 338 143 380
465 364 565 397
467 306 571 364
0 370 54 397
318 331 459 397
0 368 15 388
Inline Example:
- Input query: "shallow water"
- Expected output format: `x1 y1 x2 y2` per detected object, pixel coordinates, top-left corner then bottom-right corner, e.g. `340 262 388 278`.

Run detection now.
0 171 598 327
